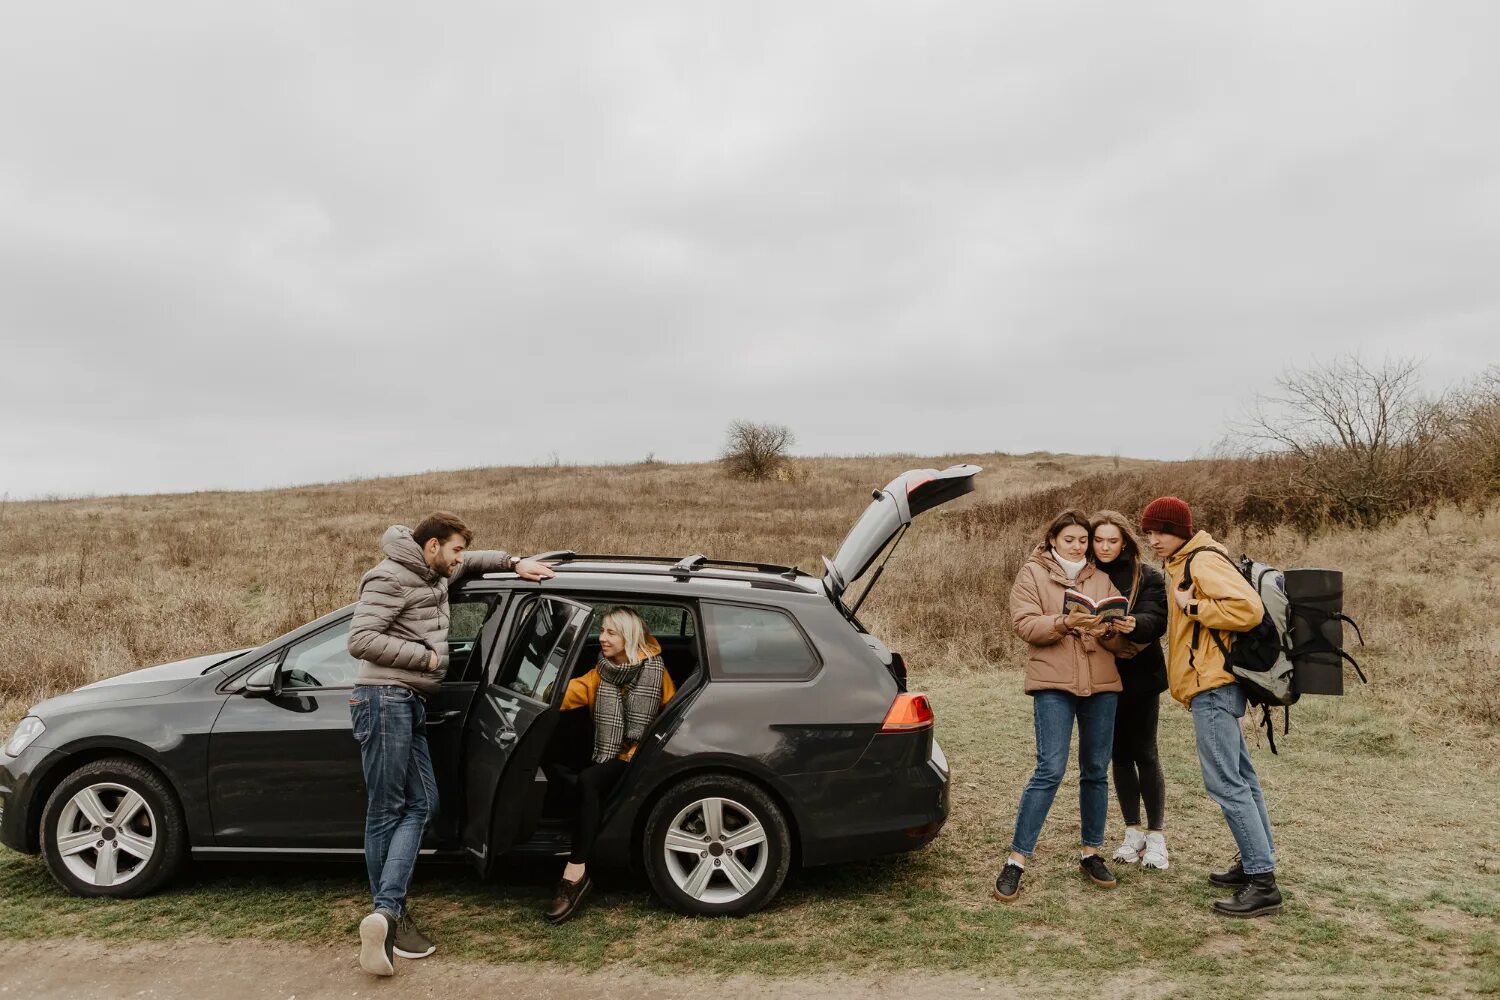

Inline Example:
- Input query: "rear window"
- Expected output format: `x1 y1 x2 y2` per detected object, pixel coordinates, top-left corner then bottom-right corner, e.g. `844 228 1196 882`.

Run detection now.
702 602 819 680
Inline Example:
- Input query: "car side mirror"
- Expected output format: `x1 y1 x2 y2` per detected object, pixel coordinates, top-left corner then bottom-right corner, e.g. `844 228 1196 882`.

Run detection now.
243 660 283 697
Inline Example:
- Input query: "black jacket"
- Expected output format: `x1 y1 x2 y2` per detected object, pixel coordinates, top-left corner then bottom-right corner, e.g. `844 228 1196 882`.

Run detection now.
1100 559 1168 696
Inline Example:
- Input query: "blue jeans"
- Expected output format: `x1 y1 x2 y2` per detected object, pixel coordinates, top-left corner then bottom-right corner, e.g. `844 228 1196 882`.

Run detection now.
1011 690 1118 856
350 685 436 917
1191 683 1276 875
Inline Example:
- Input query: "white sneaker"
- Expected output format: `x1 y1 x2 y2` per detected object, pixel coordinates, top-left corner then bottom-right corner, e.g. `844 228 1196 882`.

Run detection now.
1112 828 1146 864
1141 832 1169 870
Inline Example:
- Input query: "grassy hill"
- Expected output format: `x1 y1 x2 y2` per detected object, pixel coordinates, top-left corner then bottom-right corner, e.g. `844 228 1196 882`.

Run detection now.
1 453 1497 996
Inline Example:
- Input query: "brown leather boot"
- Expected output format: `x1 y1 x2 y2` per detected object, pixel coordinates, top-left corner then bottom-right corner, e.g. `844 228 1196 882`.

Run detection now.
544 875 592 924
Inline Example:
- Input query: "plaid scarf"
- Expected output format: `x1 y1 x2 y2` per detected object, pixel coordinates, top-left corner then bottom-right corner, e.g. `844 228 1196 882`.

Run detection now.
591 653 665 764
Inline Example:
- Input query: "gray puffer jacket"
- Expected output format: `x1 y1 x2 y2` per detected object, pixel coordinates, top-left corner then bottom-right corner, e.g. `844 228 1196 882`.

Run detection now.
348 525 515 694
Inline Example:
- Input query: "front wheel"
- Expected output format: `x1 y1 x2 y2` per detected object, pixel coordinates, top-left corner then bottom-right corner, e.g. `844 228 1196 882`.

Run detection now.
40 757 186 898
642 774 791 916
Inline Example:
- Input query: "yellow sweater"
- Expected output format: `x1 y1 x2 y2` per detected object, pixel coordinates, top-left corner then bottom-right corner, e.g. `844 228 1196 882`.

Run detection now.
562 664 676 761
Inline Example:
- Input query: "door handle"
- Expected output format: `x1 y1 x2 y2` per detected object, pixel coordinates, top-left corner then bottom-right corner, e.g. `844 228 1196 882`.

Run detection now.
497 729 518 745
426 709 465 727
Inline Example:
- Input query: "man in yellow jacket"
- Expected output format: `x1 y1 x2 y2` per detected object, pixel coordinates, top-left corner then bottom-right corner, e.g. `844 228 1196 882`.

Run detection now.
1142 496 1283 918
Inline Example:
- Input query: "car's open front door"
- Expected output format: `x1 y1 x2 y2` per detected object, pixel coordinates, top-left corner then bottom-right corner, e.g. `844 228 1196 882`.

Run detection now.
460 594 591 875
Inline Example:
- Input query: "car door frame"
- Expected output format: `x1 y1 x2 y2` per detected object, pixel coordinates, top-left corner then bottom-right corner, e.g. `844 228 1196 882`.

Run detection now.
460 592 593 876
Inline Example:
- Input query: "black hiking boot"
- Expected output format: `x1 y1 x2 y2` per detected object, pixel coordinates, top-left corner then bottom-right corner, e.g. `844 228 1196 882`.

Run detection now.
991 862 1024 902
1212 872 1283 918
1080 853 1117 888
1208 856 1251 888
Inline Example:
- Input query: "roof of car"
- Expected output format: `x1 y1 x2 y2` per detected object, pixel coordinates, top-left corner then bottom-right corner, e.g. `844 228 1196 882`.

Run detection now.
478 554 824 597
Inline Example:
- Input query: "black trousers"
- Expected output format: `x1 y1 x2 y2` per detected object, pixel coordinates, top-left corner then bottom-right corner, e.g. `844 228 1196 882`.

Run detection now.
1111 687 1166 830
568 758 630 865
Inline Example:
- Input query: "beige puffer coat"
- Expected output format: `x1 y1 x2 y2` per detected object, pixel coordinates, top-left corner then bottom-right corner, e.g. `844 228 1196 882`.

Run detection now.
348 525 515 694
1010 549 1124 698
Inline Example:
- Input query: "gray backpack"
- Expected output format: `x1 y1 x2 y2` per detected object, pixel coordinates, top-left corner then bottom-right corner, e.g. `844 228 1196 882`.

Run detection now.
1185 548 1367 753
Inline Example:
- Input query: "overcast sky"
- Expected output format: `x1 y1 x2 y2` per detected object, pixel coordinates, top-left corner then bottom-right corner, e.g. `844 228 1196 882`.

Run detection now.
2 1 1496 498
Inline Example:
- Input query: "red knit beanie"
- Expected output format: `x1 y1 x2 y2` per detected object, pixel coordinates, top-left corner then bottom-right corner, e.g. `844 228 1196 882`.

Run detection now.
1141 496 1194 539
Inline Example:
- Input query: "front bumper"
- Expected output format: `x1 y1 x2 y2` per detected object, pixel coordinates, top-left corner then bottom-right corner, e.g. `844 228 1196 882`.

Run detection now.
0 743 57 855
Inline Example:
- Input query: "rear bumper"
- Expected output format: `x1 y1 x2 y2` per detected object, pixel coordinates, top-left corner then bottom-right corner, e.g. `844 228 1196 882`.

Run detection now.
792 735 949 868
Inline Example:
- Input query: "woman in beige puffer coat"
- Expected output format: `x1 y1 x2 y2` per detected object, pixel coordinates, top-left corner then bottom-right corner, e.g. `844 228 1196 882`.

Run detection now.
991 508 1125 903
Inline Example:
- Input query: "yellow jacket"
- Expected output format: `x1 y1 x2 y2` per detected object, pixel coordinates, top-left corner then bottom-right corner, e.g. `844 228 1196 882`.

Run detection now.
1162 531 1265 707
561 653 676 762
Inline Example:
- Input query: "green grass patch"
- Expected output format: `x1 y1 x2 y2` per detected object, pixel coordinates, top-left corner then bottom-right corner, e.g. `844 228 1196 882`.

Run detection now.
2 672 1497 995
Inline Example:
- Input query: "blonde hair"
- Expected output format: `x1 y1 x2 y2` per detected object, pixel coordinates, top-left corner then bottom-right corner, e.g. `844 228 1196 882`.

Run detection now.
600 607 662 663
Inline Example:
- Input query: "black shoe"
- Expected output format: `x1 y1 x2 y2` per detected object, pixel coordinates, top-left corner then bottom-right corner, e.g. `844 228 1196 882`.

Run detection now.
991 863 1024 902
1213 872 1283 918
544 875 592 924
358 909 397 976
1080 853 1117 888
393 910 436 960
1209 856 1251 888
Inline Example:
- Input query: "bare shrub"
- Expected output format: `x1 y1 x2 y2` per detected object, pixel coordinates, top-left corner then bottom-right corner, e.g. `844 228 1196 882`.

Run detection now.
721 420 795 481
1439 365 1500 508
1238 356 1445 529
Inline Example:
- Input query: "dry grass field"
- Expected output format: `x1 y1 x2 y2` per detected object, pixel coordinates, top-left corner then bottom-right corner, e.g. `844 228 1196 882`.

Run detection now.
2 452 1498 997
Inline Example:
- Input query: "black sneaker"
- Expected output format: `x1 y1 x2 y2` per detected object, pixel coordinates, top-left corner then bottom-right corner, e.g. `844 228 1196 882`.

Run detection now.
358 909 397 976
394 911 436 960
1080 853 1117 888
991 862 1024 902
1209 855 1251 888
1213 872 1283 918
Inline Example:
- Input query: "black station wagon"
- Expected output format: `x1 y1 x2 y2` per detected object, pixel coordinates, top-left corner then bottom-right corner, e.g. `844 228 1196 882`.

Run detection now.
0 465 979 915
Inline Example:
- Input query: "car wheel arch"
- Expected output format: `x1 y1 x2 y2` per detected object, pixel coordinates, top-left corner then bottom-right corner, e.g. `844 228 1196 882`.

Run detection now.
25 745 190 853
630 762 805 872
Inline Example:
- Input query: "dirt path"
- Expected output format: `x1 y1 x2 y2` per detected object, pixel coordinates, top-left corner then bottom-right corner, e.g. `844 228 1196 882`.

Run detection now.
0 938 1130 1000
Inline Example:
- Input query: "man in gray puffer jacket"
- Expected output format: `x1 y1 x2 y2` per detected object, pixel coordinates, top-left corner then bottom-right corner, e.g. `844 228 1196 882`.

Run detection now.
348 511 553 976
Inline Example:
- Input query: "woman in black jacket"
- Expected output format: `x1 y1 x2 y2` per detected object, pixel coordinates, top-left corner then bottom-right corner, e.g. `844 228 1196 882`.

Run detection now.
1090 510 1171 870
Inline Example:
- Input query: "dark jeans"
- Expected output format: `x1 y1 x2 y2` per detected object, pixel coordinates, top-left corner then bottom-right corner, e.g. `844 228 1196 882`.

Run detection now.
1010 690 1118 856
568 758 630 865
350 685 436 917
1112 687 1166 830
1191 683 1276 874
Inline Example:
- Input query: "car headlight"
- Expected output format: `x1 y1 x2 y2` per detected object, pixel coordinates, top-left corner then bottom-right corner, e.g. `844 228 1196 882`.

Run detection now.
3 717 45 758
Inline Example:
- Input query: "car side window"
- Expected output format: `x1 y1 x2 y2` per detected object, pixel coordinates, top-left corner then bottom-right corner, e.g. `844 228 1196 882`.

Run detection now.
447 595 499 684
281 619 360 690
494 599 578 700
702 602 819 680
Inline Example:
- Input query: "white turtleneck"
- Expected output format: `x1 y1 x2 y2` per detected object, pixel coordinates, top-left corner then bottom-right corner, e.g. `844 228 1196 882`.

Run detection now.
1050 547 1087 581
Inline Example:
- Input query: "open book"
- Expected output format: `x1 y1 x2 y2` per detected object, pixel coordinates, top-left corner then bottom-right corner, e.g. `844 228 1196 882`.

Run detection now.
1062 589 1130 622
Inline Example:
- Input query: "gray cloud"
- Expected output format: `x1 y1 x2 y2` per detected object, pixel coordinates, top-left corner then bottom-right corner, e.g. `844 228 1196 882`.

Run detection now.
2 1 1497 496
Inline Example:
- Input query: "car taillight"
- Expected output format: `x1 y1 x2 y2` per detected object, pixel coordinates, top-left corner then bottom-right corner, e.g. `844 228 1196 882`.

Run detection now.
880 693 934 733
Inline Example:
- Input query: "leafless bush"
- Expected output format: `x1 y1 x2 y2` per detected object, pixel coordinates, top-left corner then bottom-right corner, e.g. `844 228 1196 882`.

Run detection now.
721 420 795 481
1238 356 1445 529
1439 365 1500 508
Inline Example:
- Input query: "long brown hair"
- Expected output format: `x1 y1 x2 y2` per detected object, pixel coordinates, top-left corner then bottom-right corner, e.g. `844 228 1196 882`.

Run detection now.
1034 508 1093 555
1090 509 1145 604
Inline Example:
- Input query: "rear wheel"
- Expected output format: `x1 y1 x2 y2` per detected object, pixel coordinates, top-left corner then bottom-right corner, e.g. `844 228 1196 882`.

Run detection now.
40 757 186 898
642 773 791 916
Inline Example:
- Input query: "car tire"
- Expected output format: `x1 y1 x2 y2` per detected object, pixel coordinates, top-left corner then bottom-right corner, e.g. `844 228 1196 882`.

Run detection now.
40 757 186 899
642 773 791 917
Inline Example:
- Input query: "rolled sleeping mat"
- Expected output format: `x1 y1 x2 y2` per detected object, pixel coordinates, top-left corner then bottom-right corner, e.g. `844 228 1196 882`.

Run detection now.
1284 568 1344 695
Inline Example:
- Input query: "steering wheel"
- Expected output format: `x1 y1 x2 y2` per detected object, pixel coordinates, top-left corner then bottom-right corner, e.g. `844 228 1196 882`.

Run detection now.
283 668 323 689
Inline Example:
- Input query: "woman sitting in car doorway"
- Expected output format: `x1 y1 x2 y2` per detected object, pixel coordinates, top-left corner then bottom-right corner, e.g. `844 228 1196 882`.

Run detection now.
545 606 676 924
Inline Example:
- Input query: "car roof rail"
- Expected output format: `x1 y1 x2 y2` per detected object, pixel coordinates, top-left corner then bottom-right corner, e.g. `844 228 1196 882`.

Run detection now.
527 551 805 581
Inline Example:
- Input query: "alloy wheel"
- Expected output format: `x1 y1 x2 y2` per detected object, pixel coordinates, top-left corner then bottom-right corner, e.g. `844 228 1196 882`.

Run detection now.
54 782 158 888
661 795 769 904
